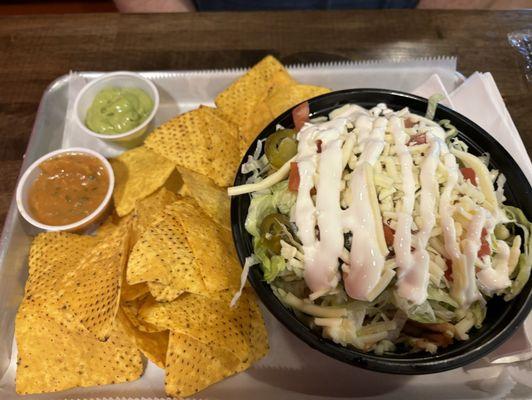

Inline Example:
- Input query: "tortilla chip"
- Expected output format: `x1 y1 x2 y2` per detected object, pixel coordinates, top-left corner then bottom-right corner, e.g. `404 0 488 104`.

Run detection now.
177 166 230 230
126 201 206 300
266 83 331 118
111 146 175 217
144 106 239 187
121 281 150 302
147 281 185 303
121 294 164 333
140 291 249 362
243 288 269 362
174 200 241 291
165 332 240 398
131 187 178 244
215 56 294 152
238 100 274 155
25 232 99 301
116 308 169 369
215 55 293 126
15 301 143 395
58 220 131 341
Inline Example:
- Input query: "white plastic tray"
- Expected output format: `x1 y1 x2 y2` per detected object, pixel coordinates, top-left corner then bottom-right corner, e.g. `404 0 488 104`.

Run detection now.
2 57 531 399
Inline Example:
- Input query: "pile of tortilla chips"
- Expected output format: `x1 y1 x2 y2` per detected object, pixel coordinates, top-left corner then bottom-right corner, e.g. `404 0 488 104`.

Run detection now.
15 55 330 397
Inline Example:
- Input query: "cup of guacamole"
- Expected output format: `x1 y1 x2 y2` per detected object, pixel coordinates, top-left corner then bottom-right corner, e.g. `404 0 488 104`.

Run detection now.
74 72 159 143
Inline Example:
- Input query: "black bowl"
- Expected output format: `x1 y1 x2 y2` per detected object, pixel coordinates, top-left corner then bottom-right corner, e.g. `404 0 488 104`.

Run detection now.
230 88 532 374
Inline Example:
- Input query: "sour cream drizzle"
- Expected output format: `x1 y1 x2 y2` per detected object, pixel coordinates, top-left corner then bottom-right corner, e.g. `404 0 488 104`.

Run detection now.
297 119 347 293
390 116 421 303
477 240 512 291
401 134 441 304
342 117 388 301
452 210 485 306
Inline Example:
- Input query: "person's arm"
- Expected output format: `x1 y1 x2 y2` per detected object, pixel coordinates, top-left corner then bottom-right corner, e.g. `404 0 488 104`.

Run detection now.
114 0 196 13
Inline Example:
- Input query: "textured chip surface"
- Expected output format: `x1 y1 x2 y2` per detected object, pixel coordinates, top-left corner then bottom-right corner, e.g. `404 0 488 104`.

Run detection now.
173 200 241 291
177 166 231 230
117 308 169 369
111 146 175 216
164 332 240 398
266 83 331 118
126 201 206 300
59 221 131 340
145 106 239 187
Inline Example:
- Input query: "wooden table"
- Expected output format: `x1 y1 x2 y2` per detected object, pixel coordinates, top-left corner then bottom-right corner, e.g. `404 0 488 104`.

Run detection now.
0 10 530 230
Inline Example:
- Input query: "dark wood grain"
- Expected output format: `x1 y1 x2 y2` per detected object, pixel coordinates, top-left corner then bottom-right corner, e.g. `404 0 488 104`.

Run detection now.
0 10 530 230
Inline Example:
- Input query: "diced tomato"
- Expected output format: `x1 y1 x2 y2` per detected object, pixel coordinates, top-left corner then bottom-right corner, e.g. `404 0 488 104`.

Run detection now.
478 228 491 257
288 162 300 192
444 258 453 282
316 139 322 153
407 133 426 145
460 167 478 186
383 224 395 247
292 101 310 132
404 118 416 128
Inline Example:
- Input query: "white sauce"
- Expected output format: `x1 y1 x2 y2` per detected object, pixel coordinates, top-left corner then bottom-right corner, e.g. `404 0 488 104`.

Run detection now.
342 117 387 301
403 135 441 304
454 209 485 306
390 116 421 304
297 120 347 293
477 239 512 291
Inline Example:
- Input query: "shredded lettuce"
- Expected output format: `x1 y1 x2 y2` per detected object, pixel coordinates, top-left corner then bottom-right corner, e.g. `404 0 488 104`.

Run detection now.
425 93 444 120
427 285 459 309
271 180 297 215
245 194 276 237
393 291 437 323
253 237 286 283
230 255 258 307
439 118 458 144
503 206 532 300
470 301 487 328
244 179 295 238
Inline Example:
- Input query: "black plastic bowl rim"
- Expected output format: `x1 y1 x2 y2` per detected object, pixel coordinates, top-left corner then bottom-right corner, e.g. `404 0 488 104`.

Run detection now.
230 88 532 375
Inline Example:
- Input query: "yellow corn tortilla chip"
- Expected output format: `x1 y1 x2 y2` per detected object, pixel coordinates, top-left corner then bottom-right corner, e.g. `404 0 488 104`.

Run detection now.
266 83 331 118
15 301 143 395
177 166 230 230
238 100 274 156
139 290 250 362
215 56 294 152
25 232 99 302
244 288 269 362
174 200 241 292
58 220 131 341
116 308 169 369
144 106 239 187
121 281 150 302
147 280 184 303
126 201 206 300
131 187 178 244
122 298 164 335
215 55 293 125
111 146 175 217
165 332 240 398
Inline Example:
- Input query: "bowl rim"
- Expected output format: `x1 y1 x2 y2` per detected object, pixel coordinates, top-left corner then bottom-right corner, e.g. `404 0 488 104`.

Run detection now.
73 71 160 140
16 147 115 232
230 88 532 374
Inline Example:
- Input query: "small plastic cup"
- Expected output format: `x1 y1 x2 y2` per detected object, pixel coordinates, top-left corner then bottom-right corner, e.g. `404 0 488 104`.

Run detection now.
73 71 159 143
16 147 114 232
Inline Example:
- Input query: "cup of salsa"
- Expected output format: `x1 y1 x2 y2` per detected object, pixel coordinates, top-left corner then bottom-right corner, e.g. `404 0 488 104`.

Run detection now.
16 148 114 232
73 71 159 143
